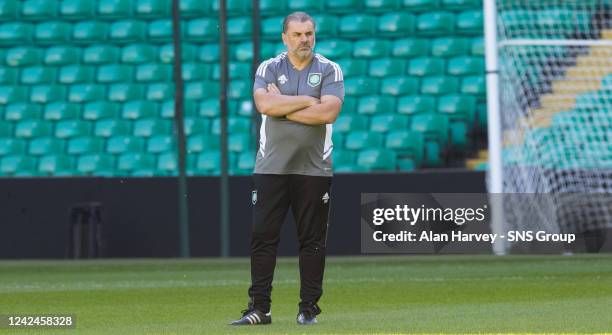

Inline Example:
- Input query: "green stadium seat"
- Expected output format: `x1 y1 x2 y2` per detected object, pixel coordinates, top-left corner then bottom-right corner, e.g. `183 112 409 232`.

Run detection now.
197 43 219 63
311 14 338 37
110 20 145 43
60 0 94 20
420 76 459 95
147 135 174 153
35 22 71 44
0 138 26 155
196 151 220 175
431 37 469 57
21 0 56 21
15 119 53 138
182 62 210 81
30 85 66 103
77 153 115 175
237 151 255 171
385 130 424 165
94 119 131 137
83 101 120 120
408 57 445 77
333 150 355 167
228 17 252 41
211 117 250 135
121 100 157 120
341 97 357 113
357 148 396 170
370 114 410 133
365 0 399 12
345 131 383 150
228 133 251 153
67 136 104 155
69 84 105 102
186 18 218 42
55 120 91 138
448 121 468 149
397 95 436 115
83 45 119 64
332 132 344 149
0 0 19 21
135 0 170 18
135 63 171 82
228 80 251 99
261 16 283 40
369 58 406 78
39 154 75 175
259 0 285 15
476 103 486 129
121 44 156 64
1 155 36 176
438 94 476 124
72 21 107 44
380 77 419 96
401 0 438 11
357 96 395 115
106 135 144 154
212 62 251 80
316 39 352 59
97 0 132 19
334 114 368 133
4 103 41 121
461 75 485 96
43 102 80 121
336 58 367 78
236 100 253 117
148 19 172 42
20 66 56 85
179 0 209 17
447 56 484 75
160 99 195 118
456 10 483 35
416 11 455 36
353 39 390 59
97 64 132 83
59 65 95 84
0 121 12 137
339 14 377 37
411 112 448 144
187 134 220 153
211 0 251 15
392 38 429 58
377 12 414 36
133 118 171 137
6 47 40 67
198 98 221 118
0 67 17 84
157 152 178 175
4 102 42 122
470 37 484 56
326 0 361 14
28 137 64 156
0 23 33 45
108 83 144 102
185 82 219 101
344 77 379 96
118 152 155 173
442 0 480 10
183 117 208 135
287 0 323 11
0 86 28 104
146 83 174 101
160 43 197 63
45 46 80 66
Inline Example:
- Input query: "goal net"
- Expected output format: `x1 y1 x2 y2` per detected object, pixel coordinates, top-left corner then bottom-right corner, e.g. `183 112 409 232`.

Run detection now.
494 0 612 247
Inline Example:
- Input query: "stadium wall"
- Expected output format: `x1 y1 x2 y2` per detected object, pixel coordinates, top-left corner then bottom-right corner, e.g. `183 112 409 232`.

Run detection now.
0 170 486 259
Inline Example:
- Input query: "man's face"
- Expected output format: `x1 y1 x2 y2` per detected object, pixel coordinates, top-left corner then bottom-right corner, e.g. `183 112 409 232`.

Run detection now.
282 20 315 60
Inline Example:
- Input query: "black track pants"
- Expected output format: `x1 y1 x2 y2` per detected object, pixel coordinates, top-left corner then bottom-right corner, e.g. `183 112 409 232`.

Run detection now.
248 174 331 313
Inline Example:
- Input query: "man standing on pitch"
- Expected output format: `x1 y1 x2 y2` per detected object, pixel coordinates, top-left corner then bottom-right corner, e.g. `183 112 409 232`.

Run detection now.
230 12 344 326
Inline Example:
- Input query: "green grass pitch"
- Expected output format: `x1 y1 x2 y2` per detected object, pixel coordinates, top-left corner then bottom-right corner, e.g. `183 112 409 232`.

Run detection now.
1 255 611 334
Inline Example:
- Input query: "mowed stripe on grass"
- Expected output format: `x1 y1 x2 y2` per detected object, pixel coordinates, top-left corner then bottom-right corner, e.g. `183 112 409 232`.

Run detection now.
0 255 611 334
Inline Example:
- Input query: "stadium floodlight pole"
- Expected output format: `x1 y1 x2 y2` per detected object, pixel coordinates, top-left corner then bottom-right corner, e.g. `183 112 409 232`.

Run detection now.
484 0 505 255
219 0 230 257
172 0 190 257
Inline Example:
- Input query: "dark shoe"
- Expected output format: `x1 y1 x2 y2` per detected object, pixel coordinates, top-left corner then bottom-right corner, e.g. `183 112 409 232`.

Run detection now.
229 309 271 325
296 304 321 325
